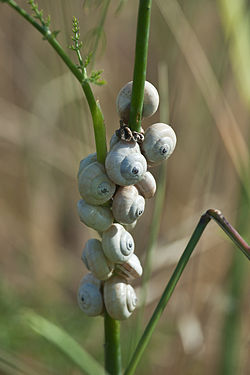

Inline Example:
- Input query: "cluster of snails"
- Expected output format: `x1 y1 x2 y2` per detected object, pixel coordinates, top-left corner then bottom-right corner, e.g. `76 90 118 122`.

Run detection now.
77 81 177 320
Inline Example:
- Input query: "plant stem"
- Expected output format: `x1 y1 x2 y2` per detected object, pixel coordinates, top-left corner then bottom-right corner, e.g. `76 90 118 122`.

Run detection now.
124 209 250 375
104 312 122 375
128 0 152 132
4 0 107 163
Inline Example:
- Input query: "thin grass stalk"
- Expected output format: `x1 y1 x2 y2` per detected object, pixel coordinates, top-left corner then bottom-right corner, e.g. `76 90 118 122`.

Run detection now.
128 0 152 132
104 312 122 375
131 63 169 353
124 210 250 375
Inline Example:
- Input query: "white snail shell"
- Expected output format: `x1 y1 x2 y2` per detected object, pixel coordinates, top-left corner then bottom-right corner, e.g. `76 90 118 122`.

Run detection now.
112 185 145 224
77 199 113 232
105 141 147 186
104 275 137 320
102 223 134 264
116 81 159 123
135 171 156 199
82 239 113 280
77 153 97 178
115 254 143 280
123 221 137 232
78 161 116 205
141 123 177 166
77 273 103 316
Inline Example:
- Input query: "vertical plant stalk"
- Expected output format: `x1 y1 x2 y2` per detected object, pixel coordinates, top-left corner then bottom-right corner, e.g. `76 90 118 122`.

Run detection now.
124 209 250 375
131 63 169 352
128 0 152 132
104 312 122 375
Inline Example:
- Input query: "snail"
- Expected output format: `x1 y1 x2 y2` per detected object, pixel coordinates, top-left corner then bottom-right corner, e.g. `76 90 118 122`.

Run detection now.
112 185 145 224
105 140 147 186
102 223 134 264
81 239 114 280
77 153 97 178
135 171 156 199
141 123 177 166
77 273 103 316
116 81 159 123
115 253 143 280
77 199 113 232
104 275 137 320
78 161 116 205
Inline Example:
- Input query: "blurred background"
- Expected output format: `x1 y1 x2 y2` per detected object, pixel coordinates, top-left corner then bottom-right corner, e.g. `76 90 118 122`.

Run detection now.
0 0 249 374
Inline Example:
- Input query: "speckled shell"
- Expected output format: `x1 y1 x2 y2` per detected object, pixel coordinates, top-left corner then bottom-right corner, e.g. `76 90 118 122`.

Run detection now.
112 185 145 224
102 223 134 264
77 153 97 178
115 254 143 280
116 81 159 123
77 199 113 232
135 171 156 199
141 123 177 166
77 273 103 316
105 141 147 186
78 161 116 205
104 275 137 320
81 239 113 280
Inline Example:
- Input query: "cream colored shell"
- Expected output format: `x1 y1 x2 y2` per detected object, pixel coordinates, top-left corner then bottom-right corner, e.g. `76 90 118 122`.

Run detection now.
78 161 116 205
105 141 147 186
77 273 103 316
115 254 143 280
112 185 145 224
77 199 113 232
141 123 177 166
135 171 156 199
102 223 134 264
116 81 159 123
104 275 137 320
81 239 113 280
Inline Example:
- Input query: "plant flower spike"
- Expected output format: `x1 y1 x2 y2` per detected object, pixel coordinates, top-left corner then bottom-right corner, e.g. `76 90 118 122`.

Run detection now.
1 1 249 375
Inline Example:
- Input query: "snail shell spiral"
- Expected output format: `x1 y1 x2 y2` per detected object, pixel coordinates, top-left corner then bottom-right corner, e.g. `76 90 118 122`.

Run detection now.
104 275 137 320
105 141 147 186
77 199 113 232
112 185 145 224
77 273 103 316
116 81 159 123
78 161 116 205
102 223 134 264
81 239 114 281
141 123 177 166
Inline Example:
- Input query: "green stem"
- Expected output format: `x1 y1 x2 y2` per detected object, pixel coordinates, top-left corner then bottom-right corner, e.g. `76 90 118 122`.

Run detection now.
4 0 107 163
128 0 152 132
104 312 122 375
124 209 250 375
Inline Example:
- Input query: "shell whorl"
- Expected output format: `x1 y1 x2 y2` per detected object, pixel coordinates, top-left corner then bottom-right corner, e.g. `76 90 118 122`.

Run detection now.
116 81 159 123
78 161 116 205
102 223 134 264
141 123 177 166
77 274 103 316
105 141 147 186
115 253 143 280
112 185 145 224
135 171 156 199
77 199 113 232
81 239 113 280
104 275 137 320
78 153 97 178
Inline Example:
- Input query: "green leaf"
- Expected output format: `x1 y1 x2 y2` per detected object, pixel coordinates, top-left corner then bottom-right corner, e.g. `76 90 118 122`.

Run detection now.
21 310 105 375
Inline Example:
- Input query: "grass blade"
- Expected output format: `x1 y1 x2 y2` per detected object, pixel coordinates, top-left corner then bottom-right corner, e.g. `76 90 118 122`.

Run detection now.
22 310 105 375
